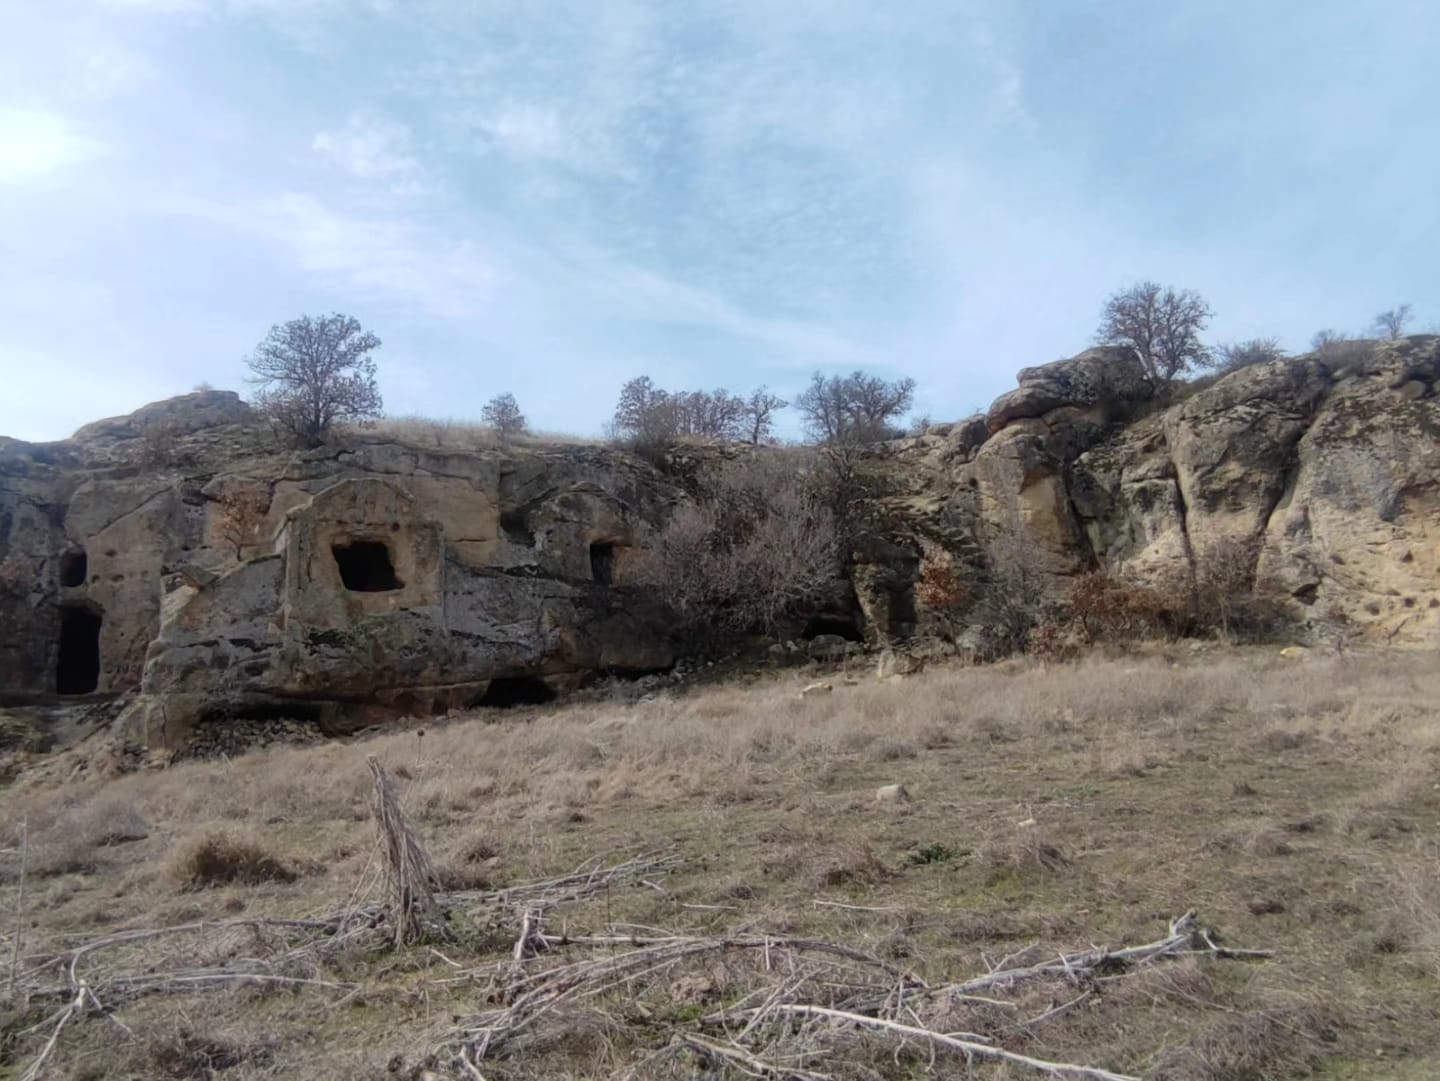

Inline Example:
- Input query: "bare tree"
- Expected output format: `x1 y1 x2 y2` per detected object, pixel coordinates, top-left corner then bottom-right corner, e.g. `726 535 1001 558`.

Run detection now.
481 393 527 439
629 452 841 645
612 376 674 446
612 378 776 446
1213 337 1285 374
1097 281 1213 382
1310 329 1349 353
795 371 916 445
1371 304 1413 340
675 388 747 439
742 387 787 444
245 313 382 446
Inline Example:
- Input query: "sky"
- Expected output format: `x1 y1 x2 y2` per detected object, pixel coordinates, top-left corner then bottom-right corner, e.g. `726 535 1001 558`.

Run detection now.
1 0 1436 442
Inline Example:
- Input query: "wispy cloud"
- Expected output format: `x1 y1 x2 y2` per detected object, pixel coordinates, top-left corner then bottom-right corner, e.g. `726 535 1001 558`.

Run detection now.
465 101 623 176
0 108 102 184
312 112 425 192
185 192 498 319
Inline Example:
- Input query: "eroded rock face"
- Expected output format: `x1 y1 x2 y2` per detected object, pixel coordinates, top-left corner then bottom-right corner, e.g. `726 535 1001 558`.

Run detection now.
873 337 1440 649
0 401 681 746
986 346 1151 431
5 338 1439 749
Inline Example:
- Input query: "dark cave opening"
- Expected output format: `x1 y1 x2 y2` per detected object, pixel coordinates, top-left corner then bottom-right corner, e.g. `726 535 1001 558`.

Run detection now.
60 550 88 588
56 605 102 695
801 614 864 641
477 676 558 708
332 540 401 592
500 509 535 547
589 542 616 585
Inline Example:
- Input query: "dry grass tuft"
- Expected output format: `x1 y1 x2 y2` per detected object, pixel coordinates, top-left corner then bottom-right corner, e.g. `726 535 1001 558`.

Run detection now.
171 831 296 889
1152 1004 1338 1081
141 1028 271 1079
817 843 894 888
975 828 1070 880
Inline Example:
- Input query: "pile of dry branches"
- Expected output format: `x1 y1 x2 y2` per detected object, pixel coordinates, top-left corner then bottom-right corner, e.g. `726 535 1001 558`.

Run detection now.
438 911 1271 1081
3 758 1273 1081
1 759 682 1079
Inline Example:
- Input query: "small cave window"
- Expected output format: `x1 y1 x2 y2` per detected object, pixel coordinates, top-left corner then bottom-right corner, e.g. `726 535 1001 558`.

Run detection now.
500 509 535 548
477 676 557 708
56 605 102 695
590 542 616 585
60 550 87 588
332 540 402 593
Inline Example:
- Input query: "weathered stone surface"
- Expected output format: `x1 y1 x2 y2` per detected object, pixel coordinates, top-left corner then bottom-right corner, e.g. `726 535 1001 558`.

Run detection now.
6 336 1440 751
986 346 1151 431
1 406 683 746
881 336 1440 648
71 390 255 441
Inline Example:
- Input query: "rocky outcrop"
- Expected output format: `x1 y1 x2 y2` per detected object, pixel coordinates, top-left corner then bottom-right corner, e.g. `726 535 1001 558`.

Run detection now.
894 335 1440 646
4 336 1439 751
986 346 1151 432
0 402 683 746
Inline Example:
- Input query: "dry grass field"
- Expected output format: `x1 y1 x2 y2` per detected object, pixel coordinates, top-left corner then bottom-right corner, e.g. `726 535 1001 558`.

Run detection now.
2 648 1439 1080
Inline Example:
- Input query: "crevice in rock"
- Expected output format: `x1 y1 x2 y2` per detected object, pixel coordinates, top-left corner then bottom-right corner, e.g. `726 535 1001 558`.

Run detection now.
1254 401 1326 544
1169 459 1196 578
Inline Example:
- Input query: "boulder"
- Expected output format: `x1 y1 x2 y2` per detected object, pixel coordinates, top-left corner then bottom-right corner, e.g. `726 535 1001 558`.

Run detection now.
71 390 255 441
986 346 1151 432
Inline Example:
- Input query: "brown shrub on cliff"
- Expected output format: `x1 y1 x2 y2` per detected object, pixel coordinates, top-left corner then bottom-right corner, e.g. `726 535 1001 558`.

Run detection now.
628 452 841 646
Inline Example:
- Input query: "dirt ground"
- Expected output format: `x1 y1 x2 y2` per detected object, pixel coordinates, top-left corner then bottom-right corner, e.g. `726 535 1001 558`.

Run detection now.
2 646 1438 1080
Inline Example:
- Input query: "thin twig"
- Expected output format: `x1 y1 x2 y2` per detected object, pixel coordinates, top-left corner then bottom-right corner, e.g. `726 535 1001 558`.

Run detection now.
765 1003 1139 1081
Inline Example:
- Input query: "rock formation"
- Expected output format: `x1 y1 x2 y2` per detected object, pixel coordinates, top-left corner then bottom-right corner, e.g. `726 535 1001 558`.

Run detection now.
887 334 1440 646
3 336 1437 750
1 393 680 746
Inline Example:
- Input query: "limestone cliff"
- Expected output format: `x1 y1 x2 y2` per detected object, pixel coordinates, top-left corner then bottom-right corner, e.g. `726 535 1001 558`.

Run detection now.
2 336 1437 749
886 335 1440 646
0 395 680 745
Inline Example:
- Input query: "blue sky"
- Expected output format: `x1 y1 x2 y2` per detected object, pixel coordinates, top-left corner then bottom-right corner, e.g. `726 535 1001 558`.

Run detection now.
1 0 1435 442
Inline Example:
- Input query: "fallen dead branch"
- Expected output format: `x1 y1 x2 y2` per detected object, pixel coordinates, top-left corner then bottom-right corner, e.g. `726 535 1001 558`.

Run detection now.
439 911 1268 1081
763 1003 1139 1081
2 756 683 1079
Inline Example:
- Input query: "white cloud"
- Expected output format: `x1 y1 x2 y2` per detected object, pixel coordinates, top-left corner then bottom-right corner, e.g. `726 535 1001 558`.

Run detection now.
247 194 497 318
460 101 631 179
0 109 100 184
566 252 877 367
313 112 425 192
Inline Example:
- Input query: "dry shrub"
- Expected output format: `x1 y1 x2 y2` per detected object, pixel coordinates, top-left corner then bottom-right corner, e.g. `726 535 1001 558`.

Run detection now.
1152 1004 1337 1081
1027 617 1076 662
172 831 296 889
972 524 1049 656
214 486 270 560
915 539 970 639
1191 535 1288 641
1066 569 1181 644
629 451 841 646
